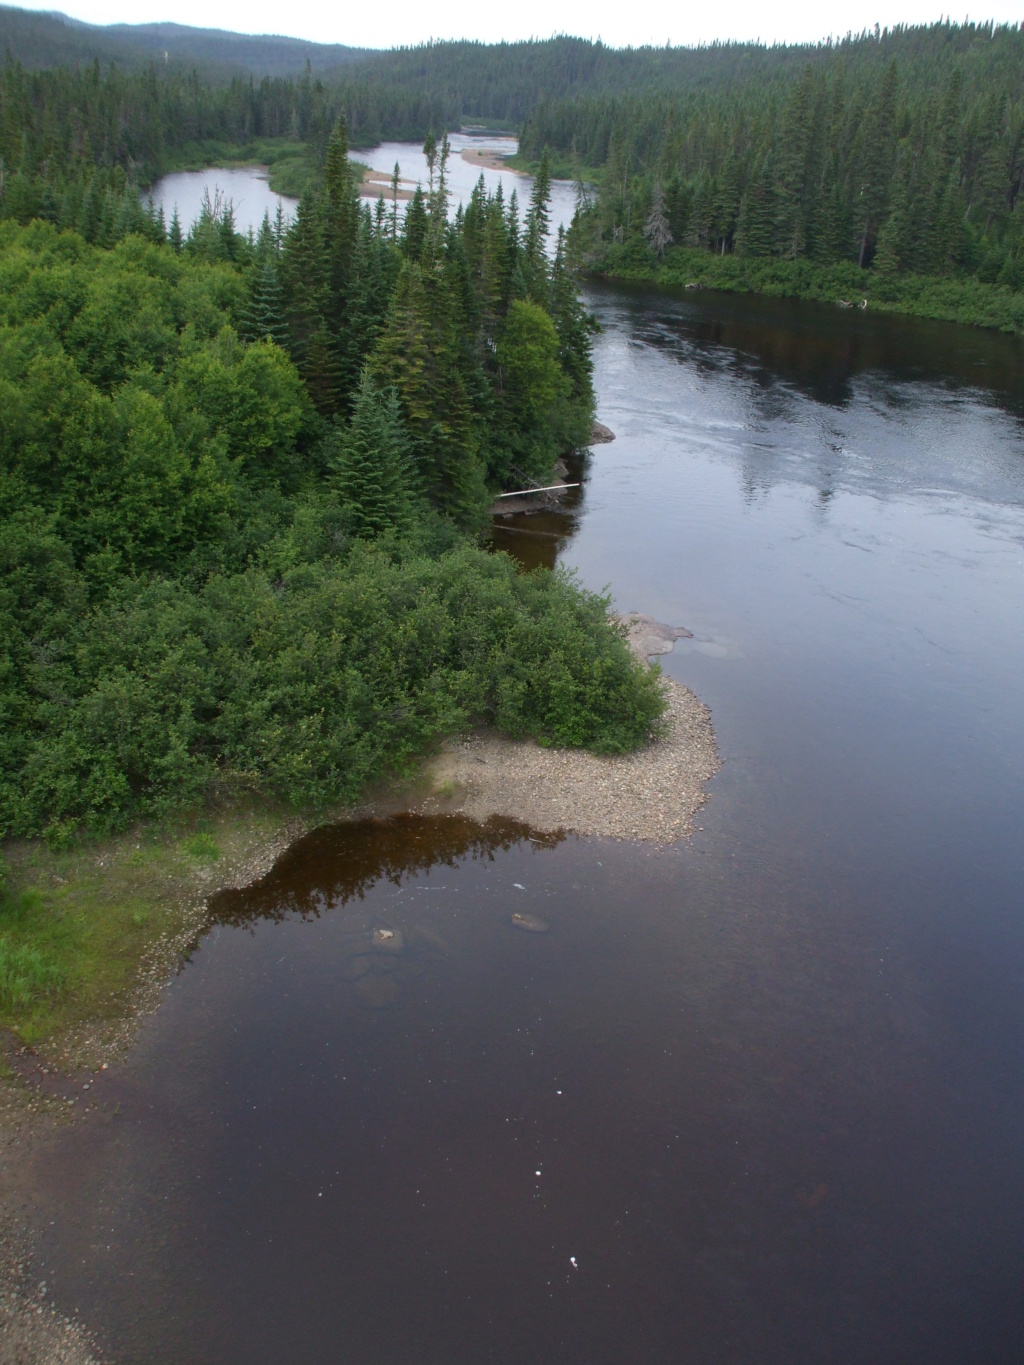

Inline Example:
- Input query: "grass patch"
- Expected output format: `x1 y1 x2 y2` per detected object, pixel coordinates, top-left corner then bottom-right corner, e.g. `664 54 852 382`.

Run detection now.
183 833 222 862
0 935 65 1012
0 806 299 1046
505 151 600 181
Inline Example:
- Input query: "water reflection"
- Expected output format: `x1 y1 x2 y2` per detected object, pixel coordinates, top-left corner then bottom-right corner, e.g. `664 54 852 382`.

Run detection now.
492 285 1024 572
215 814 563 927
488 448 591 570
600 279 1024 416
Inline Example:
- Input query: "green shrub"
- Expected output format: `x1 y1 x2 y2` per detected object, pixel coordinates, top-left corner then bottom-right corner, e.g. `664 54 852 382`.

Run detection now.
2 541 665 838
183 833 221 861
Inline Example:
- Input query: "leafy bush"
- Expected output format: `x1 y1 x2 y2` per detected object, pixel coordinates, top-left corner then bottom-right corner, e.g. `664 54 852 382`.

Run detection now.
2 541 664 838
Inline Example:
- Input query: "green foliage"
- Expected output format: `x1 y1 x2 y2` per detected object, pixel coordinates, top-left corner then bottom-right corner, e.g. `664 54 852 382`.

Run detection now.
0 186 646 845
534 23 1024 306
183 833 222 861
327 372 417 537
239 257 290 347
2 542 663 838
371 259 488 520
494 299 571 481
0 221 317 582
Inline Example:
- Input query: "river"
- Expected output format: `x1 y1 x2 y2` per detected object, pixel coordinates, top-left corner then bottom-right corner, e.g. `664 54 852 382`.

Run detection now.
146 135 575 239
28 275 1024 1358
145 164 300 237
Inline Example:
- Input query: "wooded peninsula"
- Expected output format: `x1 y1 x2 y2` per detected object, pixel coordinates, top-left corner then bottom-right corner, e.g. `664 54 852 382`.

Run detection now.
1 10 1022 1035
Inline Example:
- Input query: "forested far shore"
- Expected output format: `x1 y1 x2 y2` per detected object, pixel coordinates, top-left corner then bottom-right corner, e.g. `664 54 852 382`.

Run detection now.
542 23 1024 311
4 20 1024 330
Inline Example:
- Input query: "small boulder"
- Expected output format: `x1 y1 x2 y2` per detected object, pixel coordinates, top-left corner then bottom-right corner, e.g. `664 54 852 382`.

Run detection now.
372 927 404 953
512 912 549 934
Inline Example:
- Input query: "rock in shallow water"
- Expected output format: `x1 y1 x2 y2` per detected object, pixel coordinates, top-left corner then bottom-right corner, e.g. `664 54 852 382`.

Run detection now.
617 613 693 661
372 927 404 953
511 912 549 934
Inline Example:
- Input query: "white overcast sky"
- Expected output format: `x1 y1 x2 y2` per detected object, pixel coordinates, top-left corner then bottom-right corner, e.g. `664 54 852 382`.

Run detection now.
12 0 1020 51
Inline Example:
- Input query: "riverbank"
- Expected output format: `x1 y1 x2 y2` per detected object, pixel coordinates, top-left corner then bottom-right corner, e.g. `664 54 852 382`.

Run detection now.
420 678 717 842
0 805 338 1360
149 138 317 198
418 614 717 841
0 1194 98 1364
0 617 715 1064
592 241 1024 336
0 613 716 1359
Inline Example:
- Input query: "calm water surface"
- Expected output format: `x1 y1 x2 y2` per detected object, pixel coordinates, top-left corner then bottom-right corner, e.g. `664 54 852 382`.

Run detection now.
146 165 299 236
147 136 574 240
355 132 577 238
32 286 1024 1363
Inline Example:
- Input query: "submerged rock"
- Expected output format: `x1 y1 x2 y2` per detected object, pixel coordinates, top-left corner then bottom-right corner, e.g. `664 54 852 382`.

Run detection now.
354 976 399 1009
372 927 404 953
617 613 693 661
342 956 373 980
511 912 549 934
407 925 450 954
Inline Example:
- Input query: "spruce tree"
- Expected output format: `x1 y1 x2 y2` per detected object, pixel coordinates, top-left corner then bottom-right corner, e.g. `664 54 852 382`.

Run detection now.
402 187 428 261
241 259 290 348
389 161 401 241
329 371 415 538
372 261 487 522
525 148 552 269
302 324 342 416
168 207 183 253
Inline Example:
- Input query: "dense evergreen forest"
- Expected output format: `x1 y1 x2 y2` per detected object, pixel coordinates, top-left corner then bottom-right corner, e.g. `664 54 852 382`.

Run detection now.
0 6 366 79
527 24 1024 297
4 14 1024 838
0 121 663 843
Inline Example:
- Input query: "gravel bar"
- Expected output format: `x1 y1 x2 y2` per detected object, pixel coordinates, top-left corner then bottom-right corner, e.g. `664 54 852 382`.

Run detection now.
420 611 720 843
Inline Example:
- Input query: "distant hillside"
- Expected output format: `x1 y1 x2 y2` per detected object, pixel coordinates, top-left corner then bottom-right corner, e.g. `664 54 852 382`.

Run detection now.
0 6 370 77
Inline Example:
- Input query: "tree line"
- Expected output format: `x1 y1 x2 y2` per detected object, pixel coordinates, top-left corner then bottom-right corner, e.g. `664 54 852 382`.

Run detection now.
0 5 367 81
528 22 1024 287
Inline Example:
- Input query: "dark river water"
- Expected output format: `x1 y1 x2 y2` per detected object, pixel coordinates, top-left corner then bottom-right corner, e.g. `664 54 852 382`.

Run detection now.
32 285 1024 1363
